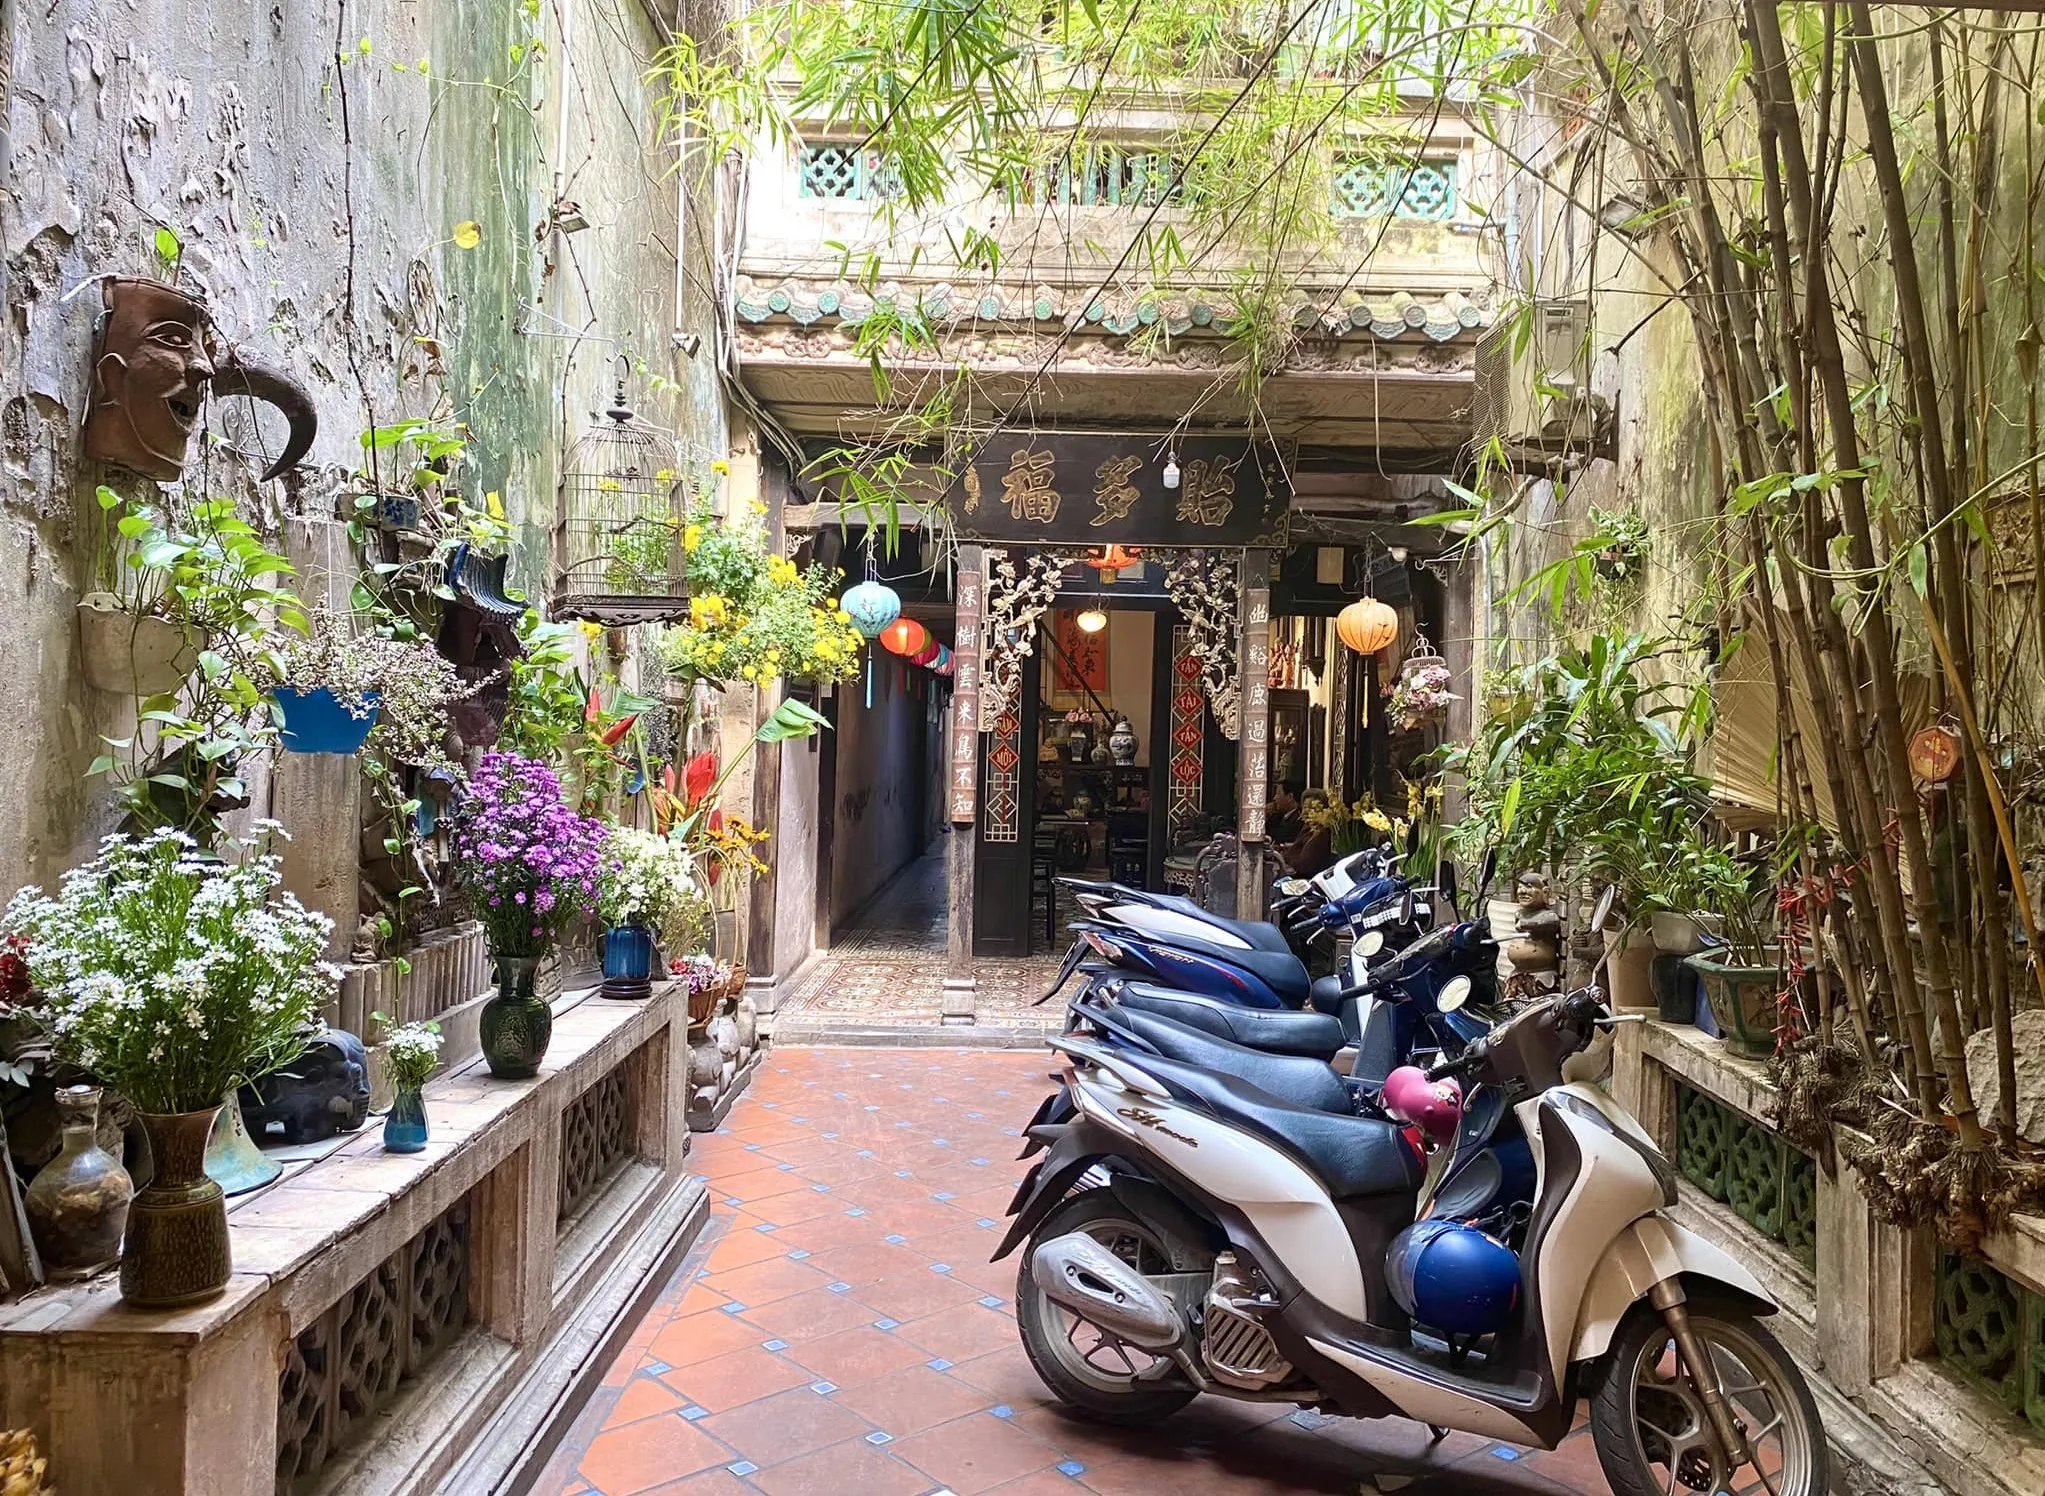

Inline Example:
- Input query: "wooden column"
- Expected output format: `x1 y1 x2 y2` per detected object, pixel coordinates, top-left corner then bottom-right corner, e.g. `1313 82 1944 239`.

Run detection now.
942 546 983 1022
745 678 783 1008
1236 550 1272 920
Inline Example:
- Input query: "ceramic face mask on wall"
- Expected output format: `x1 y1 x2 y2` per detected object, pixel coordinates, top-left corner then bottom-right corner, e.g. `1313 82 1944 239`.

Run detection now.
81 276 318 483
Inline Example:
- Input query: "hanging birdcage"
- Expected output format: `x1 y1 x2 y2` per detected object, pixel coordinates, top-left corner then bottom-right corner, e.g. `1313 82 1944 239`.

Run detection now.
553 362 687 625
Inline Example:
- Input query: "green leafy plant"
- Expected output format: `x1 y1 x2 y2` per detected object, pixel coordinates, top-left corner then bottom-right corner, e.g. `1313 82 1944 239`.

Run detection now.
499 611 591 763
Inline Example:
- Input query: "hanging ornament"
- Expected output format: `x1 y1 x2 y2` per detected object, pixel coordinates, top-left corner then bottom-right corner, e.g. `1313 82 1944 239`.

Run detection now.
932 644 955 676
911 636 943 667
1336 596 1399 655
843 579 903 639
1389 632 1456 732
880 617 931 657
1909 723 1962 783
842 547 902 708
1084 545 1142 584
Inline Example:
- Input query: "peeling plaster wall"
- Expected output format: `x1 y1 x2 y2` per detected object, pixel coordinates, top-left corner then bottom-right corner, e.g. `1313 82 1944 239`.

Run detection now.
0 0 727 898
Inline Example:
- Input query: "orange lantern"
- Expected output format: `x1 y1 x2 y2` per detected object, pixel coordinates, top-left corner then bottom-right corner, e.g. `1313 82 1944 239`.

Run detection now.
880 617 931 657
1335 596 1399 655
1085 545 1143 584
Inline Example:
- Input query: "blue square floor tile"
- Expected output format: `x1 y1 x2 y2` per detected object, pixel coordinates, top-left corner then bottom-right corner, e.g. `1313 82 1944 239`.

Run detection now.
848 1207 870 1217
812 1184 832 1193
812 1380 838 1394
866 1431 894 1446
978 1295 1004 1309
932 1191 956 1201
728 1461 759 1477
1058 1461 1085 1477
681 1404 710 1421
829 1282 854 1293
762 1338 790 1352
874 1317 900 1330
776 1161 796 1172
976 1219 998 1230
721 1302 749 1314
754 1223 777 1233
926 1357 954 1372
787 1249 812 1260
930 1264 953 1274
642 1358 672 1375
990 1404 1014 1419
886 1234 909 1244
1491 1447 1521 1461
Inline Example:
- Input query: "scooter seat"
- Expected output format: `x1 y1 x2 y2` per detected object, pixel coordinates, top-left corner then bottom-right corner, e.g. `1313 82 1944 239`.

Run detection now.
1112 1007 1354 1115
1115 984 1345 1059
1069 880 1295 954
1120 1048 1424 1202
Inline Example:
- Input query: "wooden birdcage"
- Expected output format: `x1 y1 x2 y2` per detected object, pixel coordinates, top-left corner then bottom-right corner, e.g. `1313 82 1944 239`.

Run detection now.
553 365 687 624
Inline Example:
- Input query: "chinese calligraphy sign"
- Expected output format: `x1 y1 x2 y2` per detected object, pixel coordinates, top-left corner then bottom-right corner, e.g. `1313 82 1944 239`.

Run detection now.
1175 455 1239 527
950 562 984 823
947 434 1287 547
1000 448 1060 524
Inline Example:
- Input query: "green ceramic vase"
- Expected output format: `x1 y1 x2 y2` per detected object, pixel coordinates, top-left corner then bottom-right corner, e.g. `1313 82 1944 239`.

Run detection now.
480 954 552 1079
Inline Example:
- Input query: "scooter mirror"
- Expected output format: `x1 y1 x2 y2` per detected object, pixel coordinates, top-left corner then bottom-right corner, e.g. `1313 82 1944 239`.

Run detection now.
1436 974 1473 1013
1358 929 1385 957
1590 884 1618 935
1405 817 1421 857
1478 848 1498 899
1400 891 1416 926
1438 861 1460 918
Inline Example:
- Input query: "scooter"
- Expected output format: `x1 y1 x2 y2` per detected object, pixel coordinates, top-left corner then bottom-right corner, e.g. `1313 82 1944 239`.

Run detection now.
996 987 1826 1496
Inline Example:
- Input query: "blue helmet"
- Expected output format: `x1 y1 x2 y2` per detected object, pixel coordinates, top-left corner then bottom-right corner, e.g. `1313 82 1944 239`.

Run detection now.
1385 1218 1522 1336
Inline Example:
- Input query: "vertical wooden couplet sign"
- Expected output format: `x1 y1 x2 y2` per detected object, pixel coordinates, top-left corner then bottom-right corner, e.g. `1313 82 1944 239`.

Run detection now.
1237 550 1273 919
949 547 984 823
946 545 984 996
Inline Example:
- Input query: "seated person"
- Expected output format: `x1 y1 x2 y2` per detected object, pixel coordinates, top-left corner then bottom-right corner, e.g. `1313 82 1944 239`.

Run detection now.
1266 781 1305 844
1280 790 1336 878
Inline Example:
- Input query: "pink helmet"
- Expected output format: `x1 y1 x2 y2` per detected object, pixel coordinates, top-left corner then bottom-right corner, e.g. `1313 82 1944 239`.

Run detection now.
1380 1066 1464 1145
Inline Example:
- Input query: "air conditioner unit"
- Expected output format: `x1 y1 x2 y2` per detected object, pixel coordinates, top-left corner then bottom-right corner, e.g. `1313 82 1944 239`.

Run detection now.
1471 296 1610 456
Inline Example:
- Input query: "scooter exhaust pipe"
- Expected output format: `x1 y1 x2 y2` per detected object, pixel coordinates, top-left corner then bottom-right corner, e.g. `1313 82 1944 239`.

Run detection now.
1030 1232 1184 1350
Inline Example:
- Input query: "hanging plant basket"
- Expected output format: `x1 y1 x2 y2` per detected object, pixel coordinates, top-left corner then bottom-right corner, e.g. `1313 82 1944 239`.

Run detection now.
1388 633 1455 732
76 592 197 697
272 687 381 755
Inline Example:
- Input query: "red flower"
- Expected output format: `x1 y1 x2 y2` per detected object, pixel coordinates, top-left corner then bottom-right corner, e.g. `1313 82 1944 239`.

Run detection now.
683 752 717 807
598 712 639 747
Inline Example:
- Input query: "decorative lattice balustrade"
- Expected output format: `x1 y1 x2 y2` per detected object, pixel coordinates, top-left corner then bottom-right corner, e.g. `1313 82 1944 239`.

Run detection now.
1673 1081 1817 1267
559 1065 636 1224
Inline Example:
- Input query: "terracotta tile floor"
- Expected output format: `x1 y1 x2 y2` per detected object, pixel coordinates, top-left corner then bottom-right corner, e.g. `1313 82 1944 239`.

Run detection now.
543 1047 1627 1496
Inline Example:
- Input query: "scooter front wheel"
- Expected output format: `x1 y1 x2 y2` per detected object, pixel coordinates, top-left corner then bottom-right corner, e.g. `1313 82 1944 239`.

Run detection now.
1016 1191 1201 1425
1589 1291 1827 1496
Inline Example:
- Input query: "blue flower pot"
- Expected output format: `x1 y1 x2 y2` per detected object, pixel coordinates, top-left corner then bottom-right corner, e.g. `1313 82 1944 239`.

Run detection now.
383 1087 428 1153
274 687 380 754
602 922 656 1000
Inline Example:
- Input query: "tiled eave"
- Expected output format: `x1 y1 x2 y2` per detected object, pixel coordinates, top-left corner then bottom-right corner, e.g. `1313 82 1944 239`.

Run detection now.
733 275 1490 345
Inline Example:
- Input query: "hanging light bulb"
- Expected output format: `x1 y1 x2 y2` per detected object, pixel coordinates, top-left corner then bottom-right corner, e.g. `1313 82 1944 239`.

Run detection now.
1162 452 1181 490
1076 606 1108 634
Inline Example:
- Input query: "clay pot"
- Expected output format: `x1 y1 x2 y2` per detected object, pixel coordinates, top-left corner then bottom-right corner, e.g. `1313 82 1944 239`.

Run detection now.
122 1105 230 1307
1601 925 1658 1010
1649 911 1705 956
76 593 196 697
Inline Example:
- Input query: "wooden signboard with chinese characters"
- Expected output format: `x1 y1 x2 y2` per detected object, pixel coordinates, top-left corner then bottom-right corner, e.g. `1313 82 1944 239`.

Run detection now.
947 434 1290 547
1237 554 1273 919
950 555 984 823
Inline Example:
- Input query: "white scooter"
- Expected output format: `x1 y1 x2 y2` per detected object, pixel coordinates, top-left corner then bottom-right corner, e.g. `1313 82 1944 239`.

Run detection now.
995 986 1826 1496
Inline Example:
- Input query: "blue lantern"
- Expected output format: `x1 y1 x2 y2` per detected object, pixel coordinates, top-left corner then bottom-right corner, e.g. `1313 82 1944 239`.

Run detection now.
841 578 902 639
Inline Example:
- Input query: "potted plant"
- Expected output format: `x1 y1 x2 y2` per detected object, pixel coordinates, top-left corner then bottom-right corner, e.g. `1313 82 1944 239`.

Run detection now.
260 605 475 757
451 753 609 1079
596 829 700 1000
2 826 337 1306
658 498 865 690
378 1018 441 1153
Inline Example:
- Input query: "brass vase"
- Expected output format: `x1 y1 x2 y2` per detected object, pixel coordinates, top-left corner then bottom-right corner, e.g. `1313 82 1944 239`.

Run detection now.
121 1105 230 1308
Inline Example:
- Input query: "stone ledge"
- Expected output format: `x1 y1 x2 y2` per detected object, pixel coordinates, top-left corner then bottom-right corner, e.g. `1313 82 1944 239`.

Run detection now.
0 983 700 1496
1638 1017 1779 1124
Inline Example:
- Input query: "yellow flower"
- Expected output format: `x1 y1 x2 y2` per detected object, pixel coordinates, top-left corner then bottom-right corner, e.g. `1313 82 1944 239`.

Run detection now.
711 459 730 475
689 593 729 628
817 640 839 661
835 609 852 624
578 620 602 641
826 596 840 609
1362 808 1392 832
767 556 797 586
684 523 703 553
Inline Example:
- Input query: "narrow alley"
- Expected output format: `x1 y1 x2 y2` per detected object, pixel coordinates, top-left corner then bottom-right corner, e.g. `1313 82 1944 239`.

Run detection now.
542 1049 1626 1496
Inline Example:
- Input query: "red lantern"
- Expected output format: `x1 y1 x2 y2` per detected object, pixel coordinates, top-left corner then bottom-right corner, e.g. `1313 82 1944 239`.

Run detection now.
880 617 930 657
1085 545 1142 584
911 636 943 667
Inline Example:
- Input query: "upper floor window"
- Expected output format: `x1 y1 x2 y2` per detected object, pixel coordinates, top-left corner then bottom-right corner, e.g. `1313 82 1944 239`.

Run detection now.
1330 155 1458 220
1018 145 1184 207
798 144 902 202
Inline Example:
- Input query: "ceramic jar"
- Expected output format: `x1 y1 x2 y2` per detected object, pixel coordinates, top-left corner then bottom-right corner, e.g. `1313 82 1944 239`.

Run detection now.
384 1087 429 1153
122 1104 230 1307
24 1085 132 1275
480 954 552 1079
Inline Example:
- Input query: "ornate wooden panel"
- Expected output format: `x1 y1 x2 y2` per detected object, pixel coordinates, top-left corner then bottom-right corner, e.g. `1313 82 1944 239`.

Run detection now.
276 1192 473 1494
558 1066 635 1223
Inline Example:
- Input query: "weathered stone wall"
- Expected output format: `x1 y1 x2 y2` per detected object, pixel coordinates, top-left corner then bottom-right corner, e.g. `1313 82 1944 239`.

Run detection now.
0 0 728 898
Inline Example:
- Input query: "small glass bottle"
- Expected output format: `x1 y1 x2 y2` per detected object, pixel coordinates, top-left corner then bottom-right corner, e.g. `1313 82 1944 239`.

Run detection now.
24 1085 133 1273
